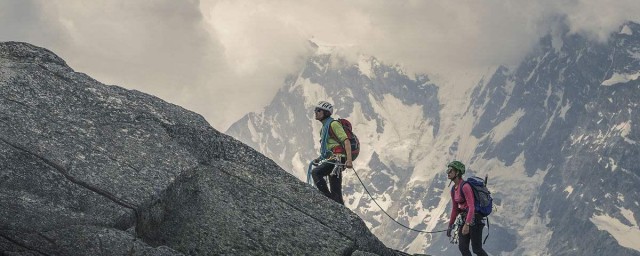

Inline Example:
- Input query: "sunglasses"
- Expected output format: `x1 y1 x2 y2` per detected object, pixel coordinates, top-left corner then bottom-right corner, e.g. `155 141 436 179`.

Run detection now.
446 168 455 174
314 108 323 113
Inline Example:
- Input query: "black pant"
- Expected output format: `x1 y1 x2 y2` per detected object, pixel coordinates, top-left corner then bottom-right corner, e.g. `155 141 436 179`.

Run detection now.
311 158 344 205
458 215 488 256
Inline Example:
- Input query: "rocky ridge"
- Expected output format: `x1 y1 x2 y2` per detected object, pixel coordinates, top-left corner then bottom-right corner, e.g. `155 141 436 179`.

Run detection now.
0 41 400 256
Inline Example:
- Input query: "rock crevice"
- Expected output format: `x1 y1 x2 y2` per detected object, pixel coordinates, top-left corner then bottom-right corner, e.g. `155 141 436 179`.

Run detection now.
0 136 138 211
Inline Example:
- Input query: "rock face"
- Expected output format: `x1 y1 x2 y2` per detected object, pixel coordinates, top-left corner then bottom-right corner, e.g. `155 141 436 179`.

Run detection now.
0 41 396 255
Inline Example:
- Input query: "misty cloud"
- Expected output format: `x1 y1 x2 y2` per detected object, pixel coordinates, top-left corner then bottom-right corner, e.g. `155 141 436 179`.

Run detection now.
1 0 638 130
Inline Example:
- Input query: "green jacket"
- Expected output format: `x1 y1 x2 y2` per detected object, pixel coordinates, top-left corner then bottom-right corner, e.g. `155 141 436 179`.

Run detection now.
320 119 348 155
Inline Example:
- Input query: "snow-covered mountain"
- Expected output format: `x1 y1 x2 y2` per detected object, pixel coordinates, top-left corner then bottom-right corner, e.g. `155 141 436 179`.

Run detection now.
226 22 640 255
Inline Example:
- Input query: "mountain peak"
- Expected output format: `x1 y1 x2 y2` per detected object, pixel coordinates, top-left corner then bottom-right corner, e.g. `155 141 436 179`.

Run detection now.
307 38 357 56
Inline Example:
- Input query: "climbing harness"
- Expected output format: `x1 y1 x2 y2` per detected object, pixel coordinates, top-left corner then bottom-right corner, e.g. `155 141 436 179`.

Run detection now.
306 156 343 186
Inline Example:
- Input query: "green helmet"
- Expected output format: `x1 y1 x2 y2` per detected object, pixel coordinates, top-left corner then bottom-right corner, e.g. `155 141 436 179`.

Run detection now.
447 160 465 175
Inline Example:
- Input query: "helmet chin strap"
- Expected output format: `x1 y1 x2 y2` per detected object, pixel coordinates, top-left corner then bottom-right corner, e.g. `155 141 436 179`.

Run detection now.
449 173 462 186
448 173 457 187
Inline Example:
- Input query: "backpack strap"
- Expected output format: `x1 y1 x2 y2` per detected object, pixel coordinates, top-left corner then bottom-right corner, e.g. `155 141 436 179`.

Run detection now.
451 180 473 202
459 181 477 218
458 181 468 202
451 181 469 204
483 217 490 244
328 120 346 154
327 120 340 141
318 117 334 159
450 185 455 200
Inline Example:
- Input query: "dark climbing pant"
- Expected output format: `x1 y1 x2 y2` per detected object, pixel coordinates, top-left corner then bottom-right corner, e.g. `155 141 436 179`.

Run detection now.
458 215 488 256
311 157 344 205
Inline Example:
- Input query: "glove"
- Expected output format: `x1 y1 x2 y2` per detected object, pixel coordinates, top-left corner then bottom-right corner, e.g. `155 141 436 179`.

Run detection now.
312 158 321 166
446 225 453 237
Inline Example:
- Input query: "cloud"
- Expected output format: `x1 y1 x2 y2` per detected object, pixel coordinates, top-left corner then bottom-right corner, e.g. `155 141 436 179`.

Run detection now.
1 0 639 130
559 0 640 41
1 0 239 128
43 0 228 120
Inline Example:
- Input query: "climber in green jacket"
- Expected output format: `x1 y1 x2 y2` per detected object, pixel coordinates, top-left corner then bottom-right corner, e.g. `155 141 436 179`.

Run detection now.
310 101 352 205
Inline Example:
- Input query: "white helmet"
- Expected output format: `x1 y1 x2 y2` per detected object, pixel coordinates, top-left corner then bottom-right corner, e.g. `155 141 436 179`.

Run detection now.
315 101 333 114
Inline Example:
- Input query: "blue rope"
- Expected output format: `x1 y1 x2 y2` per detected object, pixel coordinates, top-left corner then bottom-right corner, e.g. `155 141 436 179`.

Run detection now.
306 161 315 185
307 117 334 186
319 117 333 159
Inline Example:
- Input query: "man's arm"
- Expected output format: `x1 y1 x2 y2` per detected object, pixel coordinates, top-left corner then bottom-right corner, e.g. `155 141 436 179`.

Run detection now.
344 138 352 168
330 121 353 168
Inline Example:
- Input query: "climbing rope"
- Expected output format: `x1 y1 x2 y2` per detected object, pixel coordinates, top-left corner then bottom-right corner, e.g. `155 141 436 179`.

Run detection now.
307 117 335 186
306 160 316 186
329 162 448 234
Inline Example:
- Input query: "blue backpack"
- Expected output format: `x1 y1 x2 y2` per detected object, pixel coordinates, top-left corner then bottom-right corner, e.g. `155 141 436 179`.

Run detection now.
451 175 493 217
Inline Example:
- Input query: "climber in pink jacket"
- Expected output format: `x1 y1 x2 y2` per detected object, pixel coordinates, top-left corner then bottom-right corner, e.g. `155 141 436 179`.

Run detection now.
446 160 488 256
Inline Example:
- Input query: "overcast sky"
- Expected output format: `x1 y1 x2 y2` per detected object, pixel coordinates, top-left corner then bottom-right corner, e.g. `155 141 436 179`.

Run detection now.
1 0 639 130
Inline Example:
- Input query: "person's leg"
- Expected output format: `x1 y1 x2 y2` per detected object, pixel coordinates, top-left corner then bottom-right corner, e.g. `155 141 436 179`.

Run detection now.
328 172 343 205
328 157 345 205
457 226 472 256
470 217 488 256
311 162 334 197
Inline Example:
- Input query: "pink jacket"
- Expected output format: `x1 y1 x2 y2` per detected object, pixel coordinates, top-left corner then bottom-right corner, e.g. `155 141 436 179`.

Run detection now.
448 181 476 226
